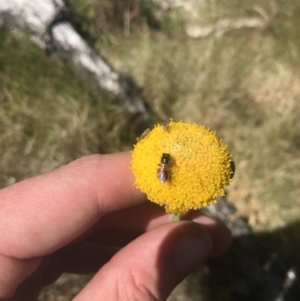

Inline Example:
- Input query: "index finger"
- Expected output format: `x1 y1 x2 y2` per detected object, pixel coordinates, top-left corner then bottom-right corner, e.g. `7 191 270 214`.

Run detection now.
0 152 146 258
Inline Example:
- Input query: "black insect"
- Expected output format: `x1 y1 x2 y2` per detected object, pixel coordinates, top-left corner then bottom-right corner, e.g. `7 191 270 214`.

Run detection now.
157 153 171 183
230 160 235 179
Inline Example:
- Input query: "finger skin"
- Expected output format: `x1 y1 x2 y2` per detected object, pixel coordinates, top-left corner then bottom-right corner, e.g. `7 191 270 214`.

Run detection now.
73 221 213 301
98 202 232 257
0 254 42 299
0 152 145 258
0 152 232 300
40 213 231 278
0 152 145 299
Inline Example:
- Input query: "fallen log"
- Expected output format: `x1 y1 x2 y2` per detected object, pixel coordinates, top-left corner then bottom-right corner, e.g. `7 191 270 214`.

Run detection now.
0 0 151 121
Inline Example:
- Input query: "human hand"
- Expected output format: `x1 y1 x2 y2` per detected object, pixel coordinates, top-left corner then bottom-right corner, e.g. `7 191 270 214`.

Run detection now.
0 152 232 301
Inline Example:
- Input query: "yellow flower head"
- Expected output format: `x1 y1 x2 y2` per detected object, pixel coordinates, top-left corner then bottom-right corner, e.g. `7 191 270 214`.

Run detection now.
131 120 234 215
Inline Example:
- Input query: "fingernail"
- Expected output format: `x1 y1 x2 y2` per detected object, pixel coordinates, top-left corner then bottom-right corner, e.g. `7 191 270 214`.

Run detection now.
173 234 211 273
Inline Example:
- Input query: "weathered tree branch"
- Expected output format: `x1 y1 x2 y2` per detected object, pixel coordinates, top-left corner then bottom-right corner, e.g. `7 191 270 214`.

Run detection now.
0 0 151 121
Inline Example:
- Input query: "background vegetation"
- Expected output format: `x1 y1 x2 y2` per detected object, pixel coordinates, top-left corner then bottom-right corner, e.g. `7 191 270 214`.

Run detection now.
1 0 300 300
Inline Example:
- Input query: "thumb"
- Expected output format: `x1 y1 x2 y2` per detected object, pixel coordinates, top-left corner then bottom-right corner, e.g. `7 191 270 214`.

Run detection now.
73 221 212 301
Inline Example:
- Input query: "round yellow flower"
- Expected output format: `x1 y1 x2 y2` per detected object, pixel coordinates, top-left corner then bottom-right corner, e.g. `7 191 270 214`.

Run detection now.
131 120 234 215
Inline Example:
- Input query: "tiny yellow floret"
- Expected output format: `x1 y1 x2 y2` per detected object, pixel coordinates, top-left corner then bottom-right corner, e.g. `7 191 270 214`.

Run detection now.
131 120 234 215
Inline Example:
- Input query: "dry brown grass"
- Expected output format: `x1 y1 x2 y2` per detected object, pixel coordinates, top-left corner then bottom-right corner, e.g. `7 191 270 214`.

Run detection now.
106 26 300 230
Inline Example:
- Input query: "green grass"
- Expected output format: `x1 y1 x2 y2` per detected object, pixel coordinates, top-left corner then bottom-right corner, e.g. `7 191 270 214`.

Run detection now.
1 0 300 299
0 29 135 186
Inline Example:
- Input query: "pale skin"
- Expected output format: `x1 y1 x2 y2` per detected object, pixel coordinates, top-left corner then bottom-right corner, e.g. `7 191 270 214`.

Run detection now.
0 152 232 301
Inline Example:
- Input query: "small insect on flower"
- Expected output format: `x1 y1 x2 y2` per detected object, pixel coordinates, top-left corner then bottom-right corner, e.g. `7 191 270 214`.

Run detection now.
230 160 235 179
157 153 171 183
137 128 151 141
162 120 170 131
131 121 234 216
